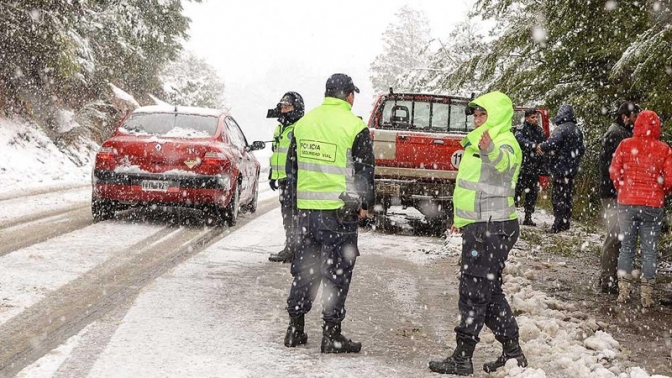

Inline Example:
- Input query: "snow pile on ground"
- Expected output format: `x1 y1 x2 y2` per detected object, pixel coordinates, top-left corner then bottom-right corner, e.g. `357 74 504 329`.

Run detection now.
0 117 95 195
487 259 670 378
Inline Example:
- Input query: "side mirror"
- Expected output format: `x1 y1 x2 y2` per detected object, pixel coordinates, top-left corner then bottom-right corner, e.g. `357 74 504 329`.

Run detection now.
248 141 266 151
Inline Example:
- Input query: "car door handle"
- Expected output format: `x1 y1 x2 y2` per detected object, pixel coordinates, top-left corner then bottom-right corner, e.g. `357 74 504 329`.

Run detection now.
433 140 445 145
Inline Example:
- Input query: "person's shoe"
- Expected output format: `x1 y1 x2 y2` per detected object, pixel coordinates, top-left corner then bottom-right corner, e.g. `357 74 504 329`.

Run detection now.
429 340 475 375
321 322 361 353
522 214 536 226
483 337 527 373
641 278 655 308
617 274 632 304
599 277 619 295
660 297 672 306
284 315 308 347
269 247 293 263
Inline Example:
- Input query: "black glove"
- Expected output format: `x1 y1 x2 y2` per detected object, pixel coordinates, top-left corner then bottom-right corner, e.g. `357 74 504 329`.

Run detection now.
269 179 278 191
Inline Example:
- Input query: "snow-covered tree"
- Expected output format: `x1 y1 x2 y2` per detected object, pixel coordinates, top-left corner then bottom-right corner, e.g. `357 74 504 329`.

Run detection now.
405 20 489 96
370 6 432 94
161 51 226 109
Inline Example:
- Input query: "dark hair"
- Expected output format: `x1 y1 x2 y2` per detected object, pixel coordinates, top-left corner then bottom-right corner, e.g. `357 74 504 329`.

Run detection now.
524 109 537 117
324 88 351 101
616 101 641 119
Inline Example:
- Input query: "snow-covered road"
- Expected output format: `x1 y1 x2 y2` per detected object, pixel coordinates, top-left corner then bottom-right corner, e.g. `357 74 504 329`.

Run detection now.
0 182 668 377
4 196 668 378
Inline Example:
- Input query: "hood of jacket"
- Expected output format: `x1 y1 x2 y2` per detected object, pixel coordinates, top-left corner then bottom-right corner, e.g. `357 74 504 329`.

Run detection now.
633 110 661 140
463 91 514 147
552 104 576 125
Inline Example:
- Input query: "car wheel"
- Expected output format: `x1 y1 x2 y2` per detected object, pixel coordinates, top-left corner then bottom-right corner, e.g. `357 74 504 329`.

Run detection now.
221 182 240 227
245 181 258 214
92 199 115 223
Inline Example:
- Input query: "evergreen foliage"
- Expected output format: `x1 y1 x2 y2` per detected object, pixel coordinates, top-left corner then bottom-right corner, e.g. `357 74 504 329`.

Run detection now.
380 1 672 219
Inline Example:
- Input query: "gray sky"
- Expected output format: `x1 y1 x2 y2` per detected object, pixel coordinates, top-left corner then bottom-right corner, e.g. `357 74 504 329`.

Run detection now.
182 0 474 145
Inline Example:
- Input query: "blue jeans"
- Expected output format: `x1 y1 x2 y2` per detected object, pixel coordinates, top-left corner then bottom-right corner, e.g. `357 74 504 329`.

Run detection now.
617 205 664 280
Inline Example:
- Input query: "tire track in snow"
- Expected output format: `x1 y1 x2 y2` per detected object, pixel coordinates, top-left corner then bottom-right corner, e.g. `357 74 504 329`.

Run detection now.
0 184 89 203
0 207 92 257
0 197 279 378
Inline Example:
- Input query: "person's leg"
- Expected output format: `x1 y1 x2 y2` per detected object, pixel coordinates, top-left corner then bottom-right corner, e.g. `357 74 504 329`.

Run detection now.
550 178 564 231
617 205 639 303
564 176 574 229
482 220 526 373
285 212 320 346
269 180 295 262
639 207 664 307
315 210 362 353
600 198 620 292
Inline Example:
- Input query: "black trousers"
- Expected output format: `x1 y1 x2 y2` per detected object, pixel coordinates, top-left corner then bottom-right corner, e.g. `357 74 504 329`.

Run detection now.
286 210 359 323
514 173 539 215
551 176 574 230
278 180 294 253
454 220 520 345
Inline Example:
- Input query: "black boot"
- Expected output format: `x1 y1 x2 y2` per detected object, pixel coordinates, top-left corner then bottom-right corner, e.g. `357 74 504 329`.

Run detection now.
269 247 293 263
320 322 361 353
483 337 527 373
428 339 475 375
284 315 308 347
522 213 536 226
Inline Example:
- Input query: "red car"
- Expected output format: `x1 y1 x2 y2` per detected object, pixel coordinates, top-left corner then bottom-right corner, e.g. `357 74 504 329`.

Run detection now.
91 106 265 226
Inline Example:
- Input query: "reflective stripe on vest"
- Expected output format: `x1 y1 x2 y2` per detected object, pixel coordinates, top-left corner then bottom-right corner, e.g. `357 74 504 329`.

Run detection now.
457 179 515 197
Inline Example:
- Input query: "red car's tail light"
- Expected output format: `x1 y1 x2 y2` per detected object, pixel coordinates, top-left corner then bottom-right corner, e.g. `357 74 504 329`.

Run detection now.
96 147 117 161
202 152 227 165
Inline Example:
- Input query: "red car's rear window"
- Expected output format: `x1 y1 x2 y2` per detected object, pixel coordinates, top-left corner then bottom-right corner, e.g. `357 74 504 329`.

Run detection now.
120 113 218 138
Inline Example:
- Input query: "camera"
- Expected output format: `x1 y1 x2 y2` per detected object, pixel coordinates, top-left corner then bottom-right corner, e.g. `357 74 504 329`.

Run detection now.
266 107 281 119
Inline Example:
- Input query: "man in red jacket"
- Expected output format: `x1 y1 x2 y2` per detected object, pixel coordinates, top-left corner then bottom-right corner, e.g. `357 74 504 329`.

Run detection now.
609 110 672 308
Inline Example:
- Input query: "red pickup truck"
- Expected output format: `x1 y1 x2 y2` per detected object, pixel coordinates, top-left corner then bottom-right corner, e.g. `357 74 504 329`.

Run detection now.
367 91 550 232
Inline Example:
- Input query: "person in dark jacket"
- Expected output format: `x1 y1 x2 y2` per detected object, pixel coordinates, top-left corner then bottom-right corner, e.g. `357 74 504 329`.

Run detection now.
597 101 639 293
537 105 585 233
268 92 305 263
282 73 375 354
514 109 547 226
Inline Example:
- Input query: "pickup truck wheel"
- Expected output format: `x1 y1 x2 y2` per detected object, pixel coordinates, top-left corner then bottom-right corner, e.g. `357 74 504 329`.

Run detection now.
221 183 240 227
92 199 115 223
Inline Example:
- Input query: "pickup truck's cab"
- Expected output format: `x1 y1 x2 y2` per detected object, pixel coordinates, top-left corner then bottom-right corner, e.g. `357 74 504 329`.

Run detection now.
368 91 550 232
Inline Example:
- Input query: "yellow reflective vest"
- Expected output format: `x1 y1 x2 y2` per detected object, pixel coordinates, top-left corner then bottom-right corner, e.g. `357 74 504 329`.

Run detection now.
294 97 367 210
453 91 522 228
269 123 294 180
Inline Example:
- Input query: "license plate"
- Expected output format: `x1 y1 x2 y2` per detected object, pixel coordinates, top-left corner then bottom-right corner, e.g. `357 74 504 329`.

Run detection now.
141 180 171 192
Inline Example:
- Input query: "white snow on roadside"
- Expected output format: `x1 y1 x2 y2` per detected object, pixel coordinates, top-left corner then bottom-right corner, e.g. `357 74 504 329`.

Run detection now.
0 187 91 225
0 117 92 194
0 222 167 326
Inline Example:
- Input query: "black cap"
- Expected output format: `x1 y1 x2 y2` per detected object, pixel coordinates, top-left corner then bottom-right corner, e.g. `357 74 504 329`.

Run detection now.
325 73 360 95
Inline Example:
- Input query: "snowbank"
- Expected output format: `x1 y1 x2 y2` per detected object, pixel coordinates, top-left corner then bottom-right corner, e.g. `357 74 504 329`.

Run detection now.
0 117 94 196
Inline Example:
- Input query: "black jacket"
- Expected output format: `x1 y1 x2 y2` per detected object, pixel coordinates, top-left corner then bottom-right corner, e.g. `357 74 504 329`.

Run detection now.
540 105 585 178
285 129 375 210
514 121 547 176
599 122 632 198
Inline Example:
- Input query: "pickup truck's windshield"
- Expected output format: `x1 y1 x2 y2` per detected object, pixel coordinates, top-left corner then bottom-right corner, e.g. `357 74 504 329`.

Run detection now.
380 99 474 133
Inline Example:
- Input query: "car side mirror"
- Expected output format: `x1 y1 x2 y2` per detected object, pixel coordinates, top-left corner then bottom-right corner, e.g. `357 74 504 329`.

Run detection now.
248 141 266 151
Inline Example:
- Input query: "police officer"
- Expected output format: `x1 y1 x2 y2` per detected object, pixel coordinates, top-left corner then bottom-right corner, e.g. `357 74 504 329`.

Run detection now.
268 92 304 263
514 109 547 226
282 73 374 353
429 92 527 375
